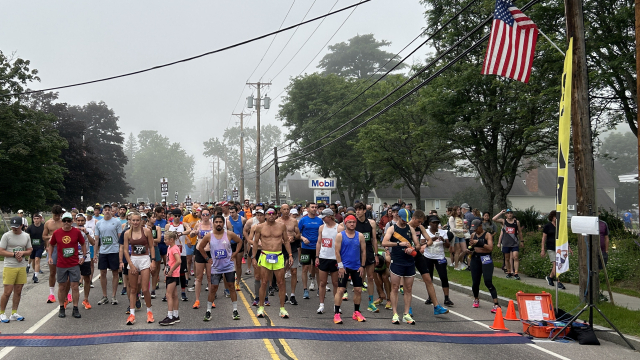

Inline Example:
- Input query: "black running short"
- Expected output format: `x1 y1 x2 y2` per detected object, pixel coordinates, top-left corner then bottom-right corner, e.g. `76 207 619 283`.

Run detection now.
195 250 211 264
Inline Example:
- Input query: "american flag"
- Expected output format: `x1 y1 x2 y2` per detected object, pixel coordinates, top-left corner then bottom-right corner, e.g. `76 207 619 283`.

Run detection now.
481 0 538 83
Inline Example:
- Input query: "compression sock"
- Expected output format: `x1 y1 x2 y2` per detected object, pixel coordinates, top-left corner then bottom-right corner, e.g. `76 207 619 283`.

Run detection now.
354 304 360 312
335 305 340 314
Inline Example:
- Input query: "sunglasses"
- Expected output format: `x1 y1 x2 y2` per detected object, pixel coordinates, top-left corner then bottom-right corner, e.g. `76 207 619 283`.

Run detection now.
62 219 72 223
202 213 210 216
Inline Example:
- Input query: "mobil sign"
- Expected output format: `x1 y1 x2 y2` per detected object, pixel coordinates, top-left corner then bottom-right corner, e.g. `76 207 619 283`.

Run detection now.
309 177 337 189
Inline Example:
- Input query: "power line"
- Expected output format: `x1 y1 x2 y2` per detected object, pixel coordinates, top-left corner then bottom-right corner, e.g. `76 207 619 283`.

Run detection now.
3 0 371 98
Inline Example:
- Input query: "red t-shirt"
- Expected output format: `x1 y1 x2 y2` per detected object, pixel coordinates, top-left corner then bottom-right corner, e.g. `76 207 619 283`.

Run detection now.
166 245 181 277
50 227 85 268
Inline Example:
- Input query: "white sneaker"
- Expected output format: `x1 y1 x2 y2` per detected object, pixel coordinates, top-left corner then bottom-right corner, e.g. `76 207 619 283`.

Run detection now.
309 281 315 291
284 271 291 279
317 304 324 314
326 285 331 292
187 287 195 292
0 313 9 323
9 313 24 321
460 264 468 271
449 262 454 267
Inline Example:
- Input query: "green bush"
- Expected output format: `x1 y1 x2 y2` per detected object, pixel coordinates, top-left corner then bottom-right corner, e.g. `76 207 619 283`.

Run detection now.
513 207 543 232
599 209 625 233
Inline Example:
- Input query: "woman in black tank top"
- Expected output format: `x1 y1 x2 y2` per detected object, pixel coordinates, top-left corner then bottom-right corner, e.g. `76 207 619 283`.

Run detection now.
468 219 500 313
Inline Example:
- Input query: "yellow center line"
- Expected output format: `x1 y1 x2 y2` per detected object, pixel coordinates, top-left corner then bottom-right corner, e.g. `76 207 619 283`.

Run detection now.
237 286 281 360
240 278 299 360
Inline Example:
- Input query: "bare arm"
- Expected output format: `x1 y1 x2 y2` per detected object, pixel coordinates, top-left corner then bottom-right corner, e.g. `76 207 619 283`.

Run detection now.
334 233 343 264
359 233 366 267
316 224 324 259
381 226 398 248
370 219 378 254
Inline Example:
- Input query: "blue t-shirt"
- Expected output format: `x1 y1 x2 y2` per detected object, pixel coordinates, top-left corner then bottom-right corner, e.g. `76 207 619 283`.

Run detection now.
298 215 323 250
94 215 104 221
94 217 123 254
624 212 632 223
155 219 168 245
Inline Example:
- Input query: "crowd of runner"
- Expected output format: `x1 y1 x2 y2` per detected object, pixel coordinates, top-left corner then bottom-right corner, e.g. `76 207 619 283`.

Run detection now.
1 200 532 326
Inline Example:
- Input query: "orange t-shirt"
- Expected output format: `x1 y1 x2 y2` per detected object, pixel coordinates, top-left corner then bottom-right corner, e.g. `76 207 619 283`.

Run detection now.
243 207 253 219
182 214 199 245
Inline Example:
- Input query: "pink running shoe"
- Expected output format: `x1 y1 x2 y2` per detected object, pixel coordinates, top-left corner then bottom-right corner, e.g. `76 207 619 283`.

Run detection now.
67 293 72 302
352 311 366 322
473 299 479 308
333 313 343 324
47 294 56 303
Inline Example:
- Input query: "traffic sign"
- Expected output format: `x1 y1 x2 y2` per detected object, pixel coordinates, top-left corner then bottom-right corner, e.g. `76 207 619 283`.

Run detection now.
161 192 169 197
174 191 178 203
185 195 192 207
160 177 168 192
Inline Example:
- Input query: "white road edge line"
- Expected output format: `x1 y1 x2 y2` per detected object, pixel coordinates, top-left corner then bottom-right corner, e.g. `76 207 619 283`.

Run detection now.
0 274 101 359
410 293 571 360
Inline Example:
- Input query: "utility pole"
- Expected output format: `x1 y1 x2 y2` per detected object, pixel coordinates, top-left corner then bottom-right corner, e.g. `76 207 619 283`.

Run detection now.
210 160 215 202
636 0 640 224
274 147 280 206
247 81 271 203
217 157 220 202
224 152 228 196
565 0 598 299
233 113 250 203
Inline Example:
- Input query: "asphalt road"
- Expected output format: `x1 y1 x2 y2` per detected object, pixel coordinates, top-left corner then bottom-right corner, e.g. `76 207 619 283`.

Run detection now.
0 259 637 360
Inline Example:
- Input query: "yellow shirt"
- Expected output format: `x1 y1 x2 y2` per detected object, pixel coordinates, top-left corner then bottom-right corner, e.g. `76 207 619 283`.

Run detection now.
182 214 199 245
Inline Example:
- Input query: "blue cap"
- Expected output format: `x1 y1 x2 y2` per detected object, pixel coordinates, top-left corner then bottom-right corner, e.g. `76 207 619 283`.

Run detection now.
506 209 513 213
398 209 411 222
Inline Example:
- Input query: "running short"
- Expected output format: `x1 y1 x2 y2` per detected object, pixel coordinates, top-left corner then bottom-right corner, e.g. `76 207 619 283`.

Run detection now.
51 246 58 266
501 246 519 254
390 262 416 278
195 250 212 264
57 266 81 283
79 261 91 276
166 276 179 286
180 255 188 274
258 250 284 271
290 249 300 268
365 249 376 266
299 248 316 266
2 267 27 285
231 242 238 254
129 256 151 271
318 258 339 273
154 247 161 262
338 267 363 288
547 249 556 262
414 253 430 276
158 243 168 256
211 271 235 285
90 245 94 260
374 254 387 274
30 247 44 259
98 253 119 271
185 244 195 256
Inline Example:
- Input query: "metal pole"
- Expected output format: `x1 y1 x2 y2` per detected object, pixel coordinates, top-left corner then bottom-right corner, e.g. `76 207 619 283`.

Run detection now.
274 146 280 206
256 82 261 203
217 157 220 202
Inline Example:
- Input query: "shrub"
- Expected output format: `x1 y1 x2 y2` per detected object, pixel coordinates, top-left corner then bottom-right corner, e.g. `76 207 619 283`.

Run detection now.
599 209 625 233
513 207 544 232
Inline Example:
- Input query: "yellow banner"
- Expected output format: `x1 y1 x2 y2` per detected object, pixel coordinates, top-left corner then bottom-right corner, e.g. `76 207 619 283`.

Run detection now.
555 38 572 275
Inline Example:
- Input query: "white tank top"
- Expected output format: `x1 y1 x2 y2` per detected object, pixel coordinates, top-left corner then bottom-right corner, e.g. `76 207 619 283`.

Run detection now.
422 228 446 260
169 223 186 256
319 223 339 260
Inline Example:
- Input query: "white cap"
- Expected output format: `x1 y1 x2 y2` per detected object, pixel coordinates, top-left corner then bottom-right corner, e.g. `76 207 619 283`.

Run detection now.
86 206 94 212
17 210 24 214
290 208 299 215
302 211 308 216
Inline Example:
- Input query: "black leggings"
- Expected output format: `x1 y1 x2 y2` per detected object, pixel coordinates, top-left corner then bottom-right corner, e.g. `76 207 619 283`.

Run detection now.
470 254 497 300
425 258 449 288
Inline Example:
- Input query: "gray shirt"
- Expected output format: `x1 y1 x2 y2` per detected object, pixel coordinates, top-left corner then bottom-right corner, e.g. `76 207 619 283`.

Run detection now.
94 217 122 254
0 231 32 268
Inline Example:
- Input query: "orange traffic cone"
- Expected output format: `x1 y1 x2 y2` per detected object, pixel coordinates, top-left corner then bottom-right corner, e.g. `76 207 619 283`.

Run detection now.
489 307 509 331
504 300 519 321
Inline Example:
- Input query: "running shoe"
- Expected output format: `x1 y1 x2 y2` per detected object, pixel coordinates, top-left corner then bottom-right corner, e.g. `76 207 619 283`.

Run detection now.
97 296 109 305
303 289 310 299
126 314 136 325
352 311 366 322
162 296 167 302
111 297 118 305
514 274 521 281
367 303 379 313
317 304 325 314
491 305 500 314
210 301 216 308
391 313 400 325
26 265 30 274
252 299 259 307
403 313 415 325
309 281 315 291
187 287 195 292
459 264 468 271
118 277 123 284
193 300 200 309
224 289 231 298
181 294 189 301
434 305 449 315
47 294 56 303
268 287 275 297
245 269 252 275
342 292 348 301
285 294 289 303
151 291 157 299
284 270 291 279
159 317 173 326
289 295 298 305
326 285 331 292
425 297 433 305
125 309 130 315
172 316 180 323
264 298 271 306
334 313 343 324
136 297 141 309
385 302 392 310
373 298 384 306
204 311 211 321
9 313 24 321
235 282 241 291
63 297 69 309
82 299 92 310
506 273 513 279
205 286 209 291
89 281 94 288
557 282 566 290
242 257 246 264
399 286 404 295
444 298 455 306
72 307 81 318
33 275 39 283
279 308 289 319
473 299 480 308
147 312 154 323
156 282 160 290
545 275 555 286
190 270 195 276
257 306 265 318
66 293 73 302
233 310 240 320
58 308 65 318
362 281 368 290
121 287 127 295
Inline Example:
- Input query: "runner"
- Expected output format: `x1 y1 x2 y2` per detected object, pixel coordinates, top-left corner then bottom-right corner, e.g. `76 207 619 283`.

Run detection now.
372 246 392 310
354 203 379 313
49 212 85 319
422 215 454 307
298 203 323 299
468 219 500 312
92 205 104 220
154 206 168 295
147 213 162 298
198 215 243 321
0 217 33 323
166 209 192 302
493 209 523 280
314 209 343 314
84 207 98 286
74 214 96 310
182 208 200 281
42 205 65 303
94 204 123 305
159 231 181 325
332 214 366 324
26 213 45 283
227 206 246 292
191 209 213 309
242 199 253 220
254 208 293 319
123 212 156 325
277 204 301 305
247 210 268 306
381 209 417 325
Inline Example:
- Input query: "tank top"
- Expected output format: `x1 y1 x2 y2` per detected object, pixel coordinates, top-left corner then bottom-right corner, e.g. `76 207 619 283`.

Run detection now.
319 223 339 260
229 216 244 243
355 217 374 254
169 223 186 256
390 224 415 266
209 231 234 274
198 222 213 251
340 230 361 270
502 219 518 247
472 231 488 251
129 228 149 256
423 228 446 260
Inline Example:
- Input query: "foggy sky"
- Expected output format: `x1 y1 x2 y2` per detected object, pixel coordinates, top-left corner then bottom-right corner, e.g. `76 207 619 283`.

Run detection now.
2 0 428 184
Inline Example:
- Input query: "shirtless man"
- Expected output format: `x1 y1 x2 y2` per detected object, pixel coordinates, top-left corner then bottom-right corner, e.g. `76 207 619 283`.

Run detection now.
254 208 293 319
42 205 66 304
276 204 301 305
246 210 267 306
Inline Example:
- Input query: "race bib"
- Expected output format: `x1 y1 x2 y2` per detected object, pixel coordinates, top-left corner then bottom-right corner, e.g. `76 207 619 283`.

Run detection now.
505 227 515 235
32 239 41 246
266 253 278 264
102 236 113 245
63 247 75 258
300 254 310 265
363 233 371 242
438 258 448 264
321 238 333 248
133 245 146 255
214 249 227 259
481 255 492 265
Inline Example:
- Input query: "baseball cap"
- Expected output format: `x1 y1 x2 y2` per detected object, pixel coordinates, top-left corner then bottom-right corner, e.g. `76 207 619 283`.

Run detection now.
33 213 42 218
76 213 85 219
86 206 94 212
335 200 341 205
17 210 24 214
302 211 308 216
95 203 101 207
470 219 482 231
257 203 265 207
119 205 127 210
398 209 411 222
61 212 73 220
346 207 356 214
171 209 182 216
220 201 229 207
255 209 265 215
265 208 276 214
428 215 440 223
318 209 334 219
10 217 22 228
506 208 513 213
290 208 299 215
391 205 400 211
460 203 469 209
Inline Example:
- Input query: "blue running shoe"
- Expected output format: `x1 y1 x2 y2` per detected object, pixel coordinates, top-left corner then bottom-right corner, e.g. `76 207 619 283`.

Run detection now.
434 305 449 315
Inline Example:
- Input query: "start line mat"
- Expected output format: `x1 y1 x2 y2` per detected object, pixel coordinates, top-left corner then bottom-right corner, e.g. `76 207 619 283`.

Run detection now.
0 327 531 347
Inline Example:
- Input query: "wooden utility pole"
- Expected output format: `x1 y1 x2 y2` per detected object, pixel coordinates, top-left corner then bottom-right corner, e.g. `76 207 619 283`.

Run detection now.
217 157 220 202
247 81 271 203
565 0 599 299
233 113 250 203
274 147 280 206
636 0 640 222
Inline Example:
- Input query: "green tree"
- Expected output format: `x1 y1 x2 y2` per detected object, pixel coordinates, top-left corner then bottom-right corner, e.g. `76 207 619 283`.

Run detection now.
599 131 638 210
318 34 407 79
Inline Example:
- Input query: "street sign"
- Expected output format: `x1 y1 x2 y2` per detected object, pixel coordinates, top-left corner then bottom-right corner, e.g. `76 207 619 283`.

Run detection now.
161 192 169 197
160 177 168 192
314 189 331 204
174 191 178 203
185 195 192 207
223 189 228 197
232 188 239 198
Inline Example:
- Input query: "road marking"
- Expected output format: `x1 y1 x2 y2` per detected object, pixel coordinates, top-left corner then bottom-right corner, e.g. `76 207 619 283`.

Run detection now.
237 286 281 360
410 293 571 360
0 274 100 359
